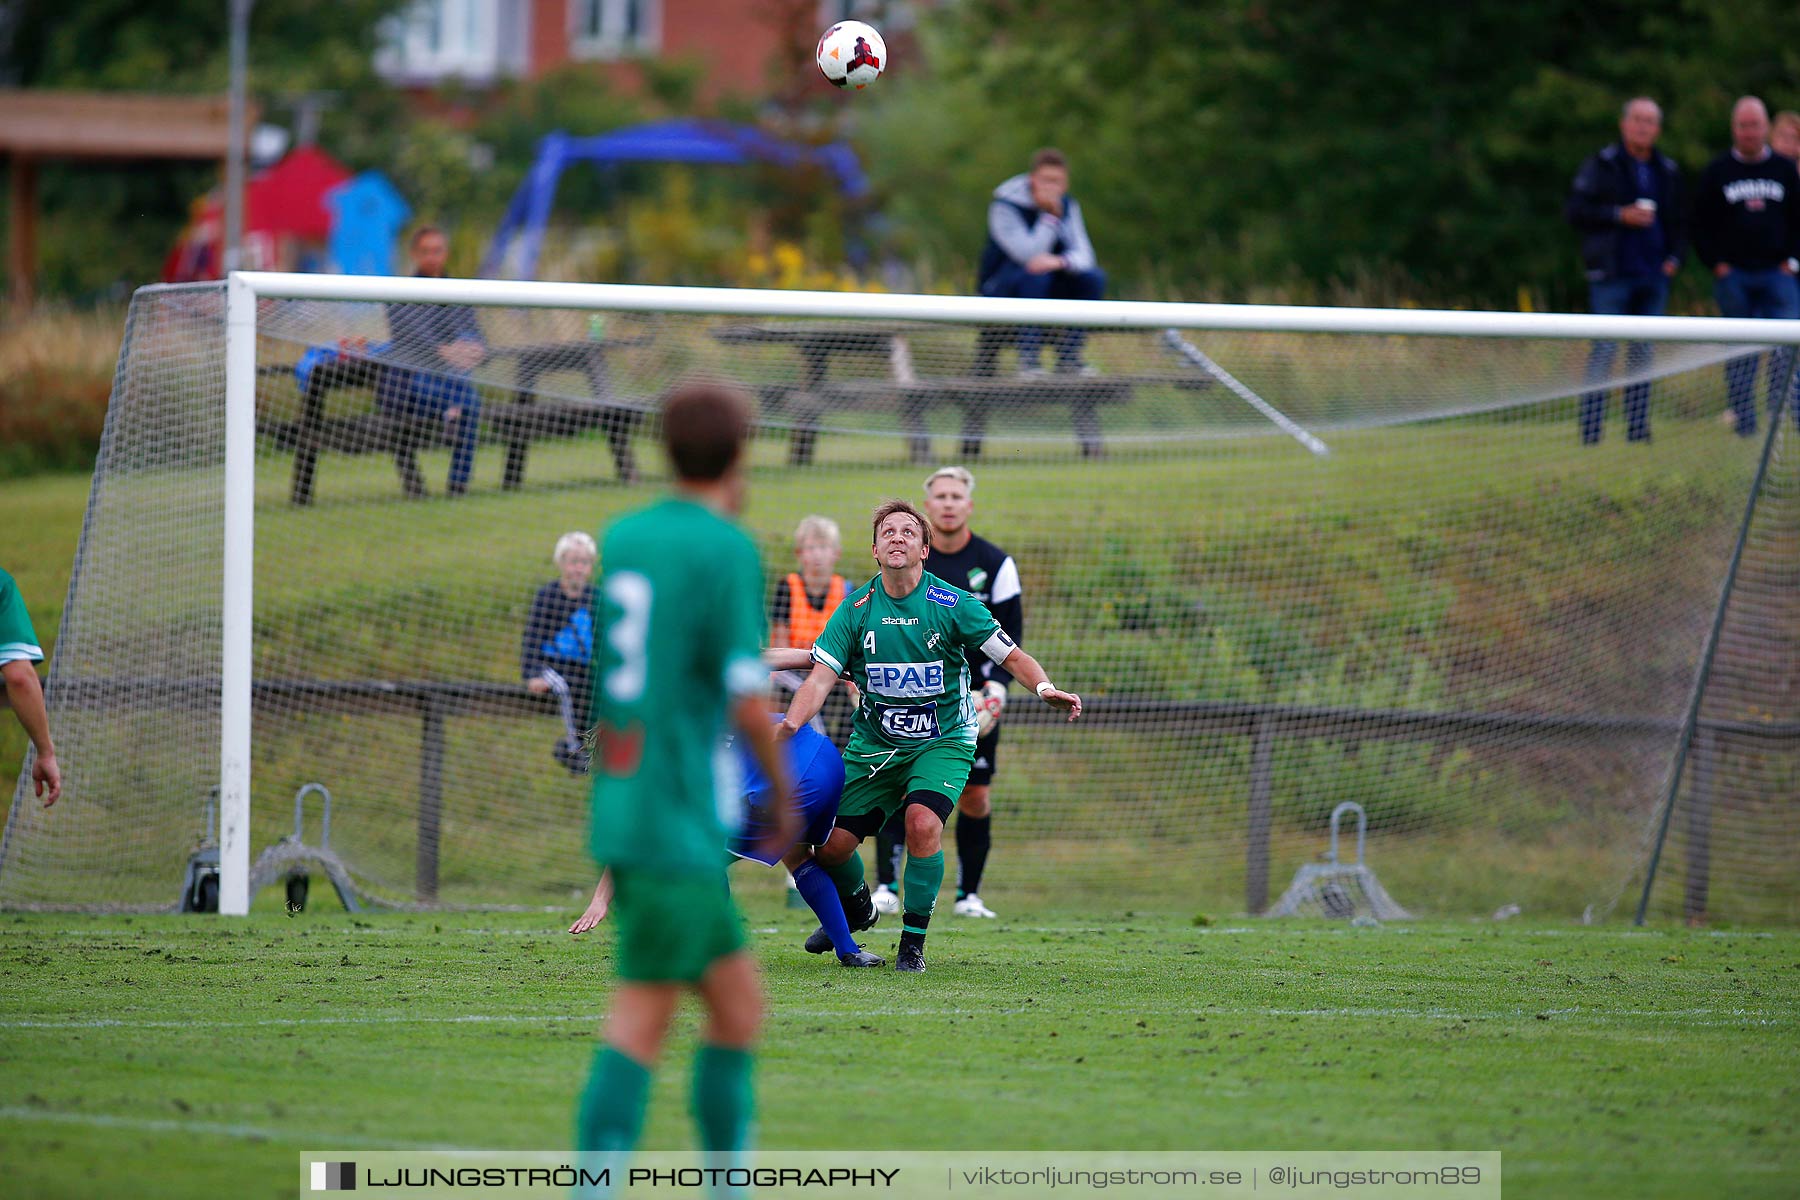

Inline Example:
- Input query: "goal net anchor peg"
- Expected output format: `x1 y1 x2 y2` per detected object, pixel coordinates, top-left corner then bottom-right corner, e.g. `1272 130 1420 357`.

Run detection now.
1267 801 1412 921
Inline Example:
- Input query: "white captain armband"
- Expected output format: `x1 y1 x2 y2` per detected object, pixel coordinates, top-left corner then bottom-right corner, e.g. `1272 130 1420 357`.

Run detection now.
979 628 1017 666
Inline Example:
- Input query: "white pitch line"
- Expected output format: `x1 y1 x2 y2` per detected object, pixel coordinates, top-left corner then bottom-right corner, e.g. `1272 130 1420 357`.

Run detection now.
0 1105 459 1150
0 1004 1780 1032
0 1012 611 1030
10 923 1737 940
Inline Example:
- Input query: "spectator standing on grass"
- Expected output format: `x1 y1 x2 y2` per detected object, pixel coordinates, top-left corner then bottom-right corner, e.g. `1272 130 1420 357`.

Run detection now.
380 226 485 496
521 531 597 775
1565 97 1684 445
977 148 1106 375
1 567 60 807
1691 96 1800 437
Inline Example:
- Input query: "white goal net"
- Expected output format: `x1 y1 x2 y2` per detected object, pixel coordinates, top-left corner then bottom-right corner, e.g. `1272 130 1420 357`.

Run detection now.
4 276 1796 923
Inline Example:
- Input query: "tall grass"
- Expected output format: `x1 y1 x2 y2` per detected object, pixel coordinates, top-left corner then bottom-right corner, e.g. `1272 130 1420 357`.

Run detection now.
0 304 123 478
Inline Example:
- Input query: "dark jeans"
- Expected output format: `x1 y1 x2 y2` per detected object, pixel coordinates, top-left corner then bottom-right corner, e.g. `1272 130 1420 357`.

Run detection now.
1714 268 1800 437
980 263 1107 367
382 370 482 492
1581 276 1668 444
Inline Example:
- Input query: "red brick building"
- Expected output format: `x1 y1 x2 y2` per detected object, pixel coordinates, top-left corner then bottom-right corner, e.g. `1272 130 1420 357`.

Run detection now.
376 0 915 100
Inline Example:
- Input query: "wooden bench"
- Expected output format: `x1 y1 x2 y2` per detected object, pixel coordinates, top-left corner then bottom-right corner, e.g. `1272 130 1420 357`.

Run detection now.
759 374 1136 465
716 321 1218 465
262 336 647 506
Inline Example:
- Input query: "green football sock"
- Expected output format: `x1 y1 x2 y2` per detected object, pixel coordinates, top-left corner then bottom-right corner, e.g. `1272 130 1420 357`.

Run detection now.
902 850 945 928
693 1043 756 1196
576 1044 651 1154
823 850 865 896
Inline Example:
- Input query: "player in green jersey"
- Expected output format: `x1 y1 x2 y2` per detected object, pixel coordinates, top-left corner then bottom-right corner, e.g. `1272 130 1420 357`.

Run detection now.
1 566 59 807
777 498 1082 973
577 383 798 1189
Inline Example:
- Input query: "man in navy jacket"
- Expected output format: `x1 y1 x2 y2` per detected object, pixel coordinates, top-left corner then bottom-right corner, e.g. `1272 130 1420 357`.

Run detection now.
1565 97 1684 444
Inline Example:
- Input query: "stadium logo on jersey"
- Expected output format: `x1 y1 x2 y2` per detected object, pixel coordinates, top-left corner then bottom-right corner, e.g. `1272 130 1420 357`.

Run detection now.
967 567 989 592
881 616 918 625
874 702 941 740
866 661 944 697
926 585 958 607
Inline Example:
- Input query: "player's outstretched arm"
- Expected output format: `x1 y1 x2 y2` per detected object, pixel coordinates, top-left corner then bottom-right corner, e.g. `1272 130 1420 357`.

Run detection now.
569 870 613 934
762 646 814 672
777 661 841 737
998 647 1082 721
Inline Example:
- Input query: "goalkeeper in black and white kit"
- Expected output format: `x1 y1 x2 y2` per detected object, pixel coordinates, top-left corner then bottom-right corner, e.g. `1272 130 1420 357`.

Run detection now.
873 466 1022 919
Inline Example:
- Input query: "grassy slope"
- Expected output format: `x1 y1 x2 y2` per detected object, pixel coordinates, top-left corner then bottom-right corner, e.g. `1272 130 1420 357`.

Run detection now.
0 905 1793 1199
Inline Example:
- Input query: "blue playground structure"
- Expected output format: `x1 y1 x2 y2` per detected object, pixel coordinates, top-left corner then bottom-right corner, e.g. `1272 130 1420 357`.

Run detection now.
482 120 871 279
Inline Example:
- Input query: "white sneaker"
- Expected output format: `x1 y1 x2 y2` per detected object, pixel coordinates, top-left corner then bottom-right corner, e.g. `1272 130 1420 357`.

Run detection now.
872 884 901 915
953 893 997 918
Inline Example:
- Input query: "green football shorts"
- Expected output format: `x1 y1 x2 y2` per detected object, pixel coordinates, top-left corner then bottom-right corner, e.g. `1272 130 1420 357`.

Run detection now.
838 735 976 823
609 867 746 983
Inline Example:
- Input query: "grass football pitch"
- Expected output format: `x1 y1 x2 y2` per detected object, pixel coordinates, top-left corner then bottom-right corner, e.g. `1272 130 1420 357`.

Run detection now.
2 890 1794 1200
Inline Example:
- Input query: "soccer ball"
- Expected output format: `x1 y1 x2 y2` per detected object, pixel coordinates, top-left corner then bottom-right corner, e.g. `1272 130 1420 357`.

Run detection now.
816 20 886 90
974 680 1007 737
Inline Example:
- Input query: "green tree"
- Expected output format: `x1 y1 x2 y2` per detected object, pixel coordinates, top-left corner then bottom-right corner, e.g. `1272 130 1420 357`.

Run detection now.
2 0 406 298
863 0 1800 307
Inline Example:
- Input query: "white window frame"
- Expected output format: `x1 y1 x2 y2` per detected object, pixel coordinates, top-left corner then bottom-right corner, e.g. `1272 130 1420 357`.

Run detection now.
376 0 504 85
819 0 915 31
569 0 660 61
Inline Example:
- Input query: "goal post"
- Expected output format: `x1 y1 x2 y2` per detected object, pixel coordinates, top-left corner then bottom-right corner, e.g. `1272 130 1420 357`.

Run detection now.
10 271 1800 922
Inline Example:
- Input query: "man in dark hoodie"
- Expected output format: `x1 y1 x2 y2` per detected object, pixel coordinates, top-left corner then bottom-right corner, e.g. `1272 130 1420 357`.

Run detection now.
977 148 1105 374
1565 97 1684 445
1691 95 1800 436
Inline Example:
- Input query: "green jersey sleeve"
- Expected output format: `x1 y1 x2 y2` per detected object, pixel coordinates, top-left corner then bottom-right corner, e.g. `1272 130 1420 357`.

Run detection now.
809 577 869 677
0 568 44 666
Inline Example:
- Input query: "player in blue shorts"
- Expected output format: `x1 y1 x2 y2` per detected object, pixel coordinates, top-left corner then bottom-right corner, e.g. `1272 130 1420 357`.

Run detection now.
570 719 884 968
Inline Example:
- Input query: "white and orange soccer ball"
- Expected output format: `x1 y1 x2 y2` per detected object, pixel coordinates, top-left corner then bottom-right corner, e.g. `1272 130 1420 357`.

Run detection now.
816 20 886 90
974 680 1007 737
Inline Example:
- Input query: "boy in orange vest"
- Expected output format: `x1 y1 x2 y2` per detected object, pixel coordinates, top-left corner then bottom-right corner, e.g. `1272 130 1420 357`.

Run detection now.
771 516 855 747
770 515 846 650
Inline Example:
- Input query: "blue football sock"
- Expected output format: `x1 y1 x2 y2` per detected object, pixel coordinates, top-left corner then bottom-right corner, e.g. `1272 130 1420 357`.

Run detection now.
793 859 860 956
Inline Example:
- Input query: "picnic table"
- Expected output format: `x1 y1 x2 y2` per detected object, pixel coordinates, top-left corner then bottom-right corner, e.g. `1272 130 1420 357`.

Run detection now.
758 374 1132 464
715 322 1202 465
712 322 916 464
262 334 647 505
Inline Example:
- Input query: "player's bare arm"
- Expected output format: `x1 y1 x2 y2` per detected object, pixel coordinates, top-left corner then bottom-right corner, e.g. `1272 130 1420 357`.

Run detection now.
763 646 815 672
777 661 842 738
570 870 614 934
998 646 1082 720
